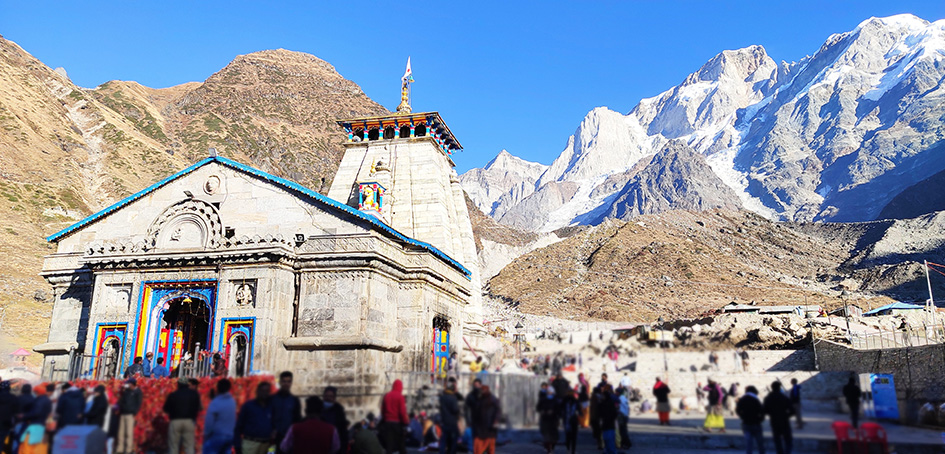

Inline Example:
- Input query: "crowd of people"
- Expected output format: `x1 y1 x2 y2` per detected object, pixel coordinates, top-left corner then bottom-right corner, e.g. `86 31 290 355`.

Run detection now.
525 370 860 454
519 349 636 377
0 357 868 454
530 372 634 454
395 377 503 454
0 367 518 454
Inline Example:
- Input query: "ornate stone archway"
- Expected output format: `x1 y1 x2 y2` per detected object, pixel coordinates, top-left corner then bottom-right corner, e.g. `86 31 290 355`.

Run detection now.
148 199 224 249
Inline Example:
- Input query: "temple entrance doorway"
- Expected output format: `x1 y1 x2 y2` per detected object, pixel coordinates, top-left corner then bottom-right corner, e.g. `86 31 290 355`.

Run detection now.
157 295 211 370
102 338 120 379
227 333 248 377
432 316 450 378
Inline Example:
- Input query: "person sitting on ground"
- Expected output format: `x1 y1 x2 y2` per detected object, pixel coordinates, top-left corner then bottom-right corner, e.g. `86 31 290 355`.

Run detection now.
421 413 439 448
280 396 340 454
406 412 423 448
640 399 653 413
350 415 384 454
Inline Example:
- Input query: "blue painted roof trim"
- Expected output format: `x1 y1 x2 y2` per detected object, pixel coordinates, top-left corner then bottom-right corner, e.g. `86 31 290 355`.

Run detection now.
47 156 471 278
47 157 215 243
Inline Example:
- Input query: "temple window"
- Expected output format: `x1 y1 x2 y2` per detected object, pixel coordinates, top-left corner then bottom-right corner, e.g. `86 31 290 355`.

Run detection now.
383 126 396 139
368 128 380 141
353 128 365 141
399 125 411 138
415 124 427 137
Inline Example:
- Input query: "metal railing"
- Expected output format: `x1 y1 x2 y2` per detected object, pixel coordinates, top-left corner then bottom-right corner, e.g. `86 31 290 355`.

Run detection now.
44 349 116 382
849 324 945 350
177 347 216 379
45 342 222 382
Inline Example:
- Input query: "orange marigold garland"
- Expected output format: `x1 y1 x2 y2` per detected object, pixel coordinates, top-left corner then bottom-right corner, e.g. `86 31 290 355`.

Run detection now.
61 375 273 453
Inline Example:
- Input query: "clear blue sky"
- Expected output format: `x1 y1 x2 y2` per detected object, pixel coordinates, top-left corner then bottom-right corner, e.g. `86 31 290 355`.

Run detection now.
2 1 944 173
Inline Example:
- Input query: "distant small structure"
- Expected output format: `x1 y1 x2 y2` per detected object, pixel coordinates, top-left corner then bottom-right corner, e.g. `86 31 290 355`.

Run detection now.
720 302 821 316
9 348 30 363
828 304 863 318
862 302 925 317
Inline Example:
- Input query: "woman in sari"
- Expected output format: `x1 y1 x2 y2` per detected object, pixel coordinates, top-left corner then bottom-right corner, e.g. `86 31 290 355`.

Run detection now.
577 373 591 428
652 378 671 425
702 379 726 433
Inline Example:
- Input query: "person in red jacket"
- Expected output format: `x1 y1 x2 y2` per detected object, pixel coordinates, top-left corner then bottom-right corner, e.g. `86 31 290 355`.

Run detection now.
381 379 409 454
279 396 340 454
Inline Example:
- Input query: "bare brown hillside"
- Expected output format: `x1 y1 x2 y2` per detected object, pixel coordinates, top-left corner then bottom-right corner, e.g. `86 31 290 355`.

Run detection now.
487 210 895 322
465 193 537 252
0 37 386 363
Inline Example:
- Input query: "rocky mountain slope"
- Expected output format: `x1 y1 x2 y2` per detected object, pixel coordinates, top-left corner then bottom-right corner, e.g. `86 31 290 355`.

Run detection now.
598 140 742 221
462 15 945 231
793 210 945 299
486 208 940 323
489 205 945 323
0 36 385 362
464 194 562 280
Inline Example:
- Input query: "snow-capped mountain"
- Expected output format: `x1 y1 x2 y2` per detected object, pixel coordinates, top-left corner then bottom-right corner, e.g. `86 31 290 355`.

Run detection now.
459 150 548 219
461 14 945 231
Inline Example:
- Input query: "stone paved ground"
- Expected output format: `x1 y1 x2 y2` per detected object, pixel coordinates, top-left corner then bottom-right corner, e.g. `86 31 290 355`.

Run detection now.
409 411 945 454
442 446 752 454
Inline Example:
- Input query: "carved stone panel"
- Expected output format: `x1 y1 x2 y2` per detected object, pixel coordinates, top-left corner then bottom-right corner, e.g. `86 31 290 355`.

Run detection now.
101 284 133 313
232 279 257 307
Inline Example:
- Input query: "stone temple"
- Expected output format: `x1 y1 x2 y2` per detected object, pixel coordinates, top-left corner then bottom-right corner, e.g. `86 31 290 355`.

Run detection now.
35 81 483 408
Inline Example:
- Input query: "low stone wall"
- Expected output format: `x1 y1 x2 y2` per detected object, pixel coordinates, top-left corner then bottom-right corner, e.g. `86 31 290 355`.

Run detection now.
633 348 815 375
814 338 945 422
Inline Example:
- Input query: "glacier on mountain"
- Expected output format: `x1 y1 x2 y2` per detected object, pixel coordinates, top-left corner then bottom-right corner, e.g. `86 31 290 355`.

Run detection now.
461 14 945 231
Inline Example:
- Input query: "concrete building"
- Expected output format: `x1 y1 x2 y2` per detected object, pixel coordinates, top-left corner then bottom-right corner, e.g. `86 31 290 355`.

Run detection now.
34 79 480 410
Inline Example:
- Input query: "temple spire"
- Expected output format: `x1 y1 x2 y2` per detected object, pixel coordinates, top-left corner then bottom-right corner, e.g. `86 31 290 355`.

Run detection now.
397 57 414 113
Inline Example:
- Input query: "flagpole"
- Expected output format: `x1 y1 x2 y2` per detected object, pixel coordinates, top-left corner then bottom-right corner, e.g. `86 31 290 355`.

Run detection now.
925 260 935 325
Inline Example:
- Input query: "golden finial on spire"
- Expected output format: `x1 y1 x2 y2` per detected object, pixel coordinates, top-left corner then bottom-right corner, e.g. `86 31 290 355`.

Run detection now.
397 57 414 114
